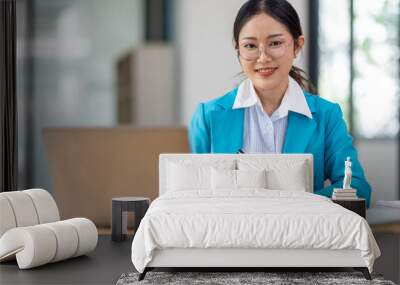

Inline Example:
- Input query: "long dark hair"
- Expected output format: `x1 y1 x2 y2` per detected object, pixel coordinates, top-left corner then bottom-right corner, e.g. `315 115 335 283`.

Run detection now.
233 0 317 94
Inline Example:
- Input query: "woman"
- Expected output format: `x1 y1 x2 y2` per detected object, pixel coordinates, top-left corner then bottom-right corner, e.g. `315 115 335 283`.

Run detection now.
189 0 372 206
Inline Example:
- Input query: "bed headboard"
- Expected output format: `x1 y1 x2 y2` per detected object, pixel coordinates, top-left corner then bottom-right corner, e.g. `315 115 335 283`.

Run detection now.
159 153 313 195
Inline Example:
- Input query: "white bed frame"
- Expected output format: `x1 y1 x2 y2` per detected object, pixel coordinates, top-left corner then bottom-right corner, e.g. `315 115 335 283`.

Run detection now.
139 154 371 280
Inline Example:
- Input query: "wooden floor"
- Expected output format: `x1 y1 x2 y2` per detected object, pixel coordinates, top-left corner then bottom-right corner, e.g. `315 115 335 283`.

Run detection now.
0 235 134 285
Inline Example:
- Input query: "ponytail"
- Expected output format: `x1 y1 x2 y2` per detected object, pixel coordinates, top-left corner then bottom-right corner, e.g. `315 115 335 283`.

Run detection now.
289 65 317 94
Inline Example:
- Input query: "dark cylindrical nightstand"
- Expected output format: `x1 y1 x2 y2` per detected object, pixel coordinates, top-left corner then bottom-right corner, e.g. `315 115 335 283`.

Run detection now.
112 197 150 242
332 198 366 218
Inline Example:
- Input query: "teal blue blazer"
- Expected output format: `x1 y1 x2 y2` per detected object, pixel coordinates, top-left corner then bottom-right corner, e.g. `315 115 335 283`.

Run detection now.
189 88 372 207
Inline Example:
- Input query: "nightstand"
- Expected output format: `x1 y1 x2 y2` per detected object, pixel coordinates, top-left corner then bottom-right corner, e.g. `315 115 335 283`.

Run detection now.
111 197 150 242
332 198 366 218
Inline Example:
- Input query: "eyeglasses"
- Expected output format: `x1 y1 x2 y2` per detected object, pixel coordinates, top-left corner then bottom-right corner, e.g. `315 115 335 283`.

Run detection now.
238 40 291 61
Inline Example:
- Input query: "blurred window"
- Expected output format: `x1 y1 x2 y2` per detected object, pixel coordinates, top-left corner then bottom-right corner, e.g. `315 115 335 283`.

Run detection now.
319 0 400 138
17 0 143 189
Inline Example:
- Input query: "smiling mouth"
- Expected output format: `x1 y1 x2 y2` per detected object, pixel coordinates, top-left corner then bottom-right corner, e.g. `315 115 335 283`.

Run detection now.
255 67 278 77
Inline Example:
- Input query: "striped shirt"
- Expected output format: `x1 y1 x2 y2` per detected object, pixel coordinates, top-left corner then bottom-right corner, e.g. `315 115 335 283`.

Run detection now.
232 76 312 153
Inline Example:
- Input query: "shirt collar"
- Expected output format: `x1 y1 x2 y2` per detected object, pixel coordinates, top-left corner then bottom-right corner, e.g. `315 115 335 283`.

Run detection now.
232 76 312 119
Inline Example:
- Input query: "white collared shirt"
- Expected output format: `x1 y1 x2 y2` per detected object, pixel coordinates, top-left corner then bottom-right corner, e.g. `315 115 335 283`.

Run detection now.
232 76 312 153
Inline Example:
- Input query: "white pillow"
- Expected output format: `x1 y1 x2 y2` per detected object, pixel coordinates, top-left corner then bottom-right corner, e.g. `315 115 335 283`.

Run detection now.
211 169 267 190
266 167 307 191
167 162 210 191
238 159 309 192
237 169 267 188
211 168 236 190
166 159 236 191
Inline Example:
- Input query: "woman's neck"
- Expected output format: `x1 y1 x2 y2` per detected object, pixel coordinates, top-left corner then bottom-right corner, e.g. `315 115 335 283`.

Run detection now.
254 77 289 117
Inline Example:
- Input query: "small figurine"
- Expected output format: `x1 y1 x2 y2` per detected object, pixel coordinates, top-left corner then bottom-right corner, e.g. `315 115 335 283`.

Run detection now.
332 157 357 200
342 157 352 189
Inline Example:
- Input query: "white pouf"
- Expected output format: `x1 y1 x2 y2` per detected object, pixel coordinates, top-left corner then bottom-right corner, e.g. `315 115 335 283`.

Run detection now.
0 189 98 269
0 196 17 237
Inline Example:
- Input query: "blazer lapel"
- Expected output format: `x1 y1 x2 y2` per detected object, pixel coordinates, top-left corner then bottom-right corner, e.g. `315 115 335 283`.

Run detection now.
208 89 317 154
283 110 317 153
210 108 244 153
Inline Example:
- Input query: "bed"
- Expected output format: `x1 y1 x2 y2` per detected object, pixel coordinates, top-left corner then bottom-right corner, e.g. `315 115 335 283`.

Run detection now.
131 154 380 280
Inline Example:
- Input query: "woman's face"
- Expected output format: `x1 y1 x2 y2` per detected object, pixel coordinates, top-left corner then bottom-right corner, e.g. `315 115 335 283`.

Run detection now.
237 13 304 94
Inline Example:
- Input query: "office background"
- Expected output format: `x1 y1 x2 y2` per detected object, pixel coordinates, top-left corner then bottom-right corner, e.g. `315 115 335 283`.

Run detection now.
13 0 400 205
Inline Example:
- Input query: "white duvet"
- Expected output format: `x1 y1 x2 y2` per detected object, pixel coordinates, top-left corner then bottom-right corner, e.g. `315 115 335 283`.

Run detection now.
131 190 380 273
